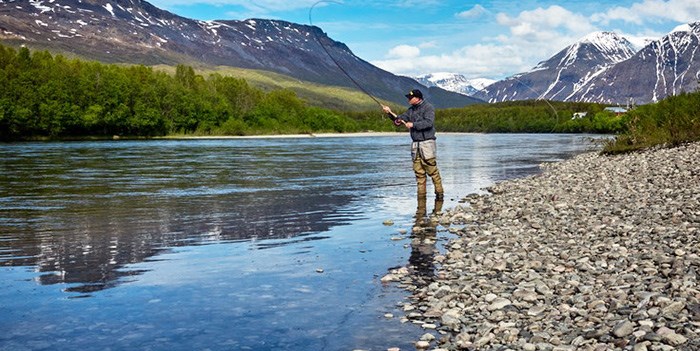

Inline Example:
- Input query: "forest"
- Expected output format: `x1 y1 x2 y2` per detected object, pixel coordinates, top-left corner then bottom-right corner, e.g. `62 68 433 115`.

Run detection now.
0 44 642 142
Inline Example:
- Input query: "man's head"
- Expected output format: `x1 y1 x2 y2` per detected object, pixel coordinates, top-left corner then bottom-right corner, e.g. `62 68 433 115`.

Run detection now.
405 89 423 105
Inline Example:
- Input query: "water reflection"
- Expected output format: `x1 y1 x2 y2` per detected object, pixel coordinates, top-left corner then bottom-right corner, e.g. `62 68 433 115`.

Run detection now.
0 134 605 351
0 135 603 297
0 139 384 294
2 189 355 294
407 196 443 289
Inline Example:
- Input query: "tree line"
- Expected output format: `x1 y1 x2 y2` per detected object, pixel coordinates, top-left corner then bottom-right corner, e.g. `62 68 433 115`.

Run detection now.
1 44 630 141
0 45 392 140
437 100 624 134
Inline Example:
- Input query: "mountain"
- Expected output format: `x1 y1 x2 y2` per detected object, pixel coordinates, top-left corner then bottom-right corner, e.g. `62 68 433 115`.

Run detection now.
476 23 700 105
0 0 481 108
567 22 700 104
475 31 637 103
414 72 495 96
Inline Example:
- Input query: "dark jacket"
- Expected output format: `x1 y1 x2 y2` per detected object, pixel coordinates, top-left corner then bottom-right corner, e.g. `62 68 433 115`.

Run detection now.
397 100 436 142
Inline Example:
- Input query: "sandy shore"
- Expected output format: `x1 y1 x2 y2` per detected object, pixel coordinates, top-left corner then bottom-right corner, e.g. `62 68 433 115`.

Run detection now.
391 142 700 350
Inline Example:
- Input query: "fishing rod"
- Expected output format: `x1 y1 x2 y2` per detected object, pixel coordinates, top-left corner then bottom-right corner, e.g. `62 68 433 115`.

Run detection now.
508 75 559 117
484 74 561 131
308 0 383 107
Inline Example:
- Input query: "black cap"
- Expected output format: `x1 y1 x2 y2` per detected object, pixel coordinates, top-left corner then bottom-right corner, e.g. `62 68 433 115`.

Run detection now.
405 89 423 100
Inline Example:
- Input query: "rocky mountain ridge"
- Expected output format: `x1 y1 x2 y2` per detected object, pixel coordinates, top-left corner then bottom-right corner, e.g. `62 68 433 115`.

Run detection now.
414 72 495 96
474 25 700 104
474 31 638 103
567 22 700 104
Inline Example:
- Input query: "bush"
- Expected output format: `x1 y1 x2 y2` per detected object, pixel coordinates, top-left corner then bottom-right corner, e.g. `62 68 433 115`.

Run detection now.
604 91 700 153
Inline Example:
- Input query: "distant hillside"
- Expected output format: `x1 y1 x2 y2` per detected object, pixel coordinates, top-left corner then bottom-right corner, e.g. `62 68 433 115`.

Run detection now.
0 0 482 109
415 73 495 96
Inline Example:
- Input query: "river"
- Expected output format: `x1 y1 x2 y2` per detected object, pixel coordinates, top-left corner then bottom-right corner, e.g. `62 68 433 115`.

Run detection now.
0 133 604 351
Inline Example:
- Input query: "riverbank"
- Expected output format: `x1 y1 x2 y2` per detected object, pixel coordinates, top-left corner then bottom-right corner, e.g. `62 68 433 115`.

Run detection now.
159 131 405 139
398 142 700 350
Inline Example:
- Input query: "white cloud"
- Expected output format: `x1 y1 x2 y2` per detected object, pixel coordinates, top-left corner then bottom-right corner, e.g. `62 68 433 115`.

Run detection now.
387 45 421 59
373 43 526 79
592 0 700 25
496 5 597 40
376 5 600 79
456 4 489 19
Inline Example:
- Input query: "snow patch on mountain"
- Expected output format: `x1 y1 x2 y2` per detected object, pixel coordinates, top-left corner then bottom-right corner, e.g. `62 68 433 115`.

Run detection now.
104 3 115 17
671 23 692 34
414 72 495 96
580 32 635 59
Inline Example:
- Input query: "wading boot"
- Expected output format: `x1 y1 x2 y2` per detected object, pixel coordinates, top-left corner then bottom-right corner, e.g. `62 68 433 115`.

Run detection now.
433 178 444 201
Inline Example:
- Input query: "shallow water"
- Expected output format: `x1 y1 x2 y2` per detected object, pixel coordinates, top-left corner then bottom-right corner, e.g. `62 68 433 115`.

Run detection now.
0 134 603 351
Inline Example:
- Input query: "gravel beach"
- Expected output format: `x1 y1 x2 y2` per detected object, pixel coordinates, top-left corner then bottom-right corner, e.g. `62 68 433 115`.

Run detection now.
392 142 700 350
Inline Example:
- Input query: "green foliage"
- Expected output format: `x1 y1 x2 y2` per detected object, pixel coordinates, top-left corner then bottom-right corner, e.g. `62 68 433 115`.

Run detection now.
0 43 643 141
435 100 615 134
603 91 700 153
0 44 376 140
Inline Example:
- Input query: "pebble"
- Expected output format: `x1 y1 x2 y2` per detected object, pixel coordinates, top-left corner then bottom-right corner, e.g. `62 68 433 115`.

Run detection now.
415 340 430 349
390 142 700 350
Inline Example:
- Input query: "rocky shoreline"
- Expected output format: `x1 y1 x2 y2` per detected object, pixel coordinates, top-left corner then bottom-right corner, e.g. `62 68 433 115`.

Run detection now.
391 142 700 350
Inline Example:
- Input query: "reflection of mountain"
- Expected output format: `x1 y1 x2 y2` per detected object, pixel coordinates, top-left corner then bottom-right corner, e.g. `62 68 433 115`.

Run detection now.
1 188 356 294
0 141 365 295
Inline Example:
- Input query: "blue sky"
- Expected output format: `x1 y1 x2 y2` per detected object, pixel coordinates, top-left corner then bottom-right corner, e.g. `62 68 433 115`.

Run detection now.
148 0 700 80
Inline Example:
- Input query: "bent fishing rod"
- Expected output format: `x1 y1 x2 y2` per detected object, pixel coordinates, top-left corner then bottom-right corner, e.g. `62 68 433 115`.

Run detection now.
308 0 384 108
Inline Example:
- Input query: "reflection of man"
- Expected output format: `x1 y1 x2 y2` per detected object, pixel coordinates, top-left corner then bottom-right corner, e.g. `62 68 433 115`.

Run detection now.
382 89 444 200
407 196 444 288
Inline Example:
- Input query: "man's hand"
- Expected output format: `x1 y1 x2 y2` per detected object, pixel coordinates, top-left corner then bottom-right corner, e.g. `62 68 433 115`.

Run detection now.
382 105 392 114
404 121 414 129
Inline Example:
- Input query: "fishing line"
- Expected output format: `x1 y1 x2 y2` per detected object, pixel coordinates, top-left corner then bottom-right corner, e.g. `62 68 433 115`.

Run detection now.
308 0 383 107
309 1 561 131
507 75 561 132
508 76 559 116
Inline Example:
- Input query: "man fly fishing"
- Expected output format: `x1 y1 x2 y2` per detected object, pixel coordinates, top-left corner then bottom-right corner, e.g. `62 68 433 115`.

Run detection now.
382 89 444 200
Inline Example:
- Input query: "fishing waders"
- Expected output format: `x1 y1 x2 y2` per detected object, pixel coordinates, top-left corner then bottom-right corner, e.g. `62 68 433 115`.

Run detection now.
412 140 444 200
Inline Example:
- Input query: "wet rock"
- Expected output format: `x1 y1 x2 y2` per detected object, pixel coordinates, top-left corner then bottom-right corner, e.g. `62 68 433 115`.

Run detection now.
415 340 430 349
381 274 399 283
441 309 462 330
420 333 436 341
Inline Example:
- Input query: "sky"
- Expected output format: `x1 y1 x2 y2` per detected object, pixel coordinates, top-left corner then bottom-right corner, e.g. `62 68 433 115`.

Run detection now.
148 0 700 80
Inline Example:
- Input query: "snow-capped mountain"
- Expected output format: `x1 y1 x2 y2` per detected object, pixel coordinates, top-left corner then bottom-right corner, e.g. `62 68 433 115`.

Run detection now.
414 73 495 96
0 0 480 108
567 22 700 104
475 31 637 103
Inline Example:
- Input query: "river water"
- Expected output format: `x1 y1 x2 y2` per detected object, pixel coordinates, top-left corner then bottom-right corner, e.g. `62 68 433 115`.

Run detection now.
0 133 603 351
